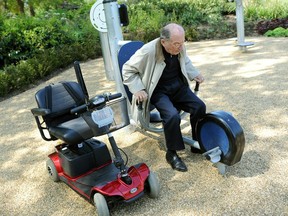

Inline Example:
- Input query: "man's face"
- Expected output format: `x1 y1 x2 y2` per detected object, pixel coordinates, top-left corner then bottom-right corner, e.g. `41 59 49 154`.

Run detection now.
161 33 185 55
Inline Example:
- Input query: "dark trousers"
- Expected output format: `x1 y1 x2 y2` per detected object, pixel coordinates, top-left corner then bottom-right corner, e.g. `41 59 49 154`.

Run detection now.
150 79 206 151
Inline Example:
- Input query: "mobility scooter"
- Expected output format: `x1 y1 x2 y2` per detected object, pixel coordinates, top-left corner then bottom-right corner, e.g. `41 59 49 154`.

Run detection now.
31 61 160 216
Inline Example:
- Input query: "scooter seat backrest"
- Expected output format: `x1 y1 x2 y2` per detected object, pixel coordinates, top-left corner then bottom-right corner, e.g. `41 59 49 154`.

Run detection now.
35 81 85 126
33 81 95 145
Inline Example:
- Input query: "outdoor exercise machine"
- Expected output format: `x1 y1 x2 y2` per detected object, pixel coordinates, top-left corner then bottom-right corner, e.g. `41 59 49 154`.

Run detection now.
90 0 245 175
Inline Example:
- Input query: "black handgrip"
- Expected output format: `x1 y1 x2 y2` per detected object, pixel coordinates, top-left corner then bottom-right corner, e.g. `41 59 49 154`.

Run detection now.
70 104 87 114
194 82 200 92
106 92 122 101
137 101 143 111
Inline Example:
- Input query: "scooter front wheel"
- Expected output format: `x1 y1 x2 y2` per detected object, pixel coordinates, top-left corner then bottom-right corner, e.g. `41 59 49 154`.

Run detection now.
146 171 160 198
94 193 109 216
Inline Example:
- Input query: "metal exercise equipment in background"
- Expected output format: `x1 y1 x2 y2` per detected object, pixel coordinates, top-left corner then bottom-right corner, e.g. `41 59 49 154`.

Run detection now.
90 0 246 174
235 0 254 51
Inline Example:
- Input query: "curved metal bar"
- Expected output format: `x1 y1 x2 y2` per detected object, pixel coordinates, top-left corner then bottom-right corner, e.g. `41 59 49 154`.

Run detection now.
136 82 200 133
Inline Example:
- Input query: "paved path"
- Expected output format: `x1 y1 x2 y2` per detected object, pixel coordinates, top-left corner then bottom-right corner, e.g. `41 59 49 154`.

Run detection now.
1 37 288 215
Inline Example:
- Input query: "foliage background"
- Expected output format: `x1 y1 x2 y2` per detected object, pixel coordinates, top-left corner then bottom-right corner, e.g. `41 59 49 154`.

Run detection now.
0 0 287 98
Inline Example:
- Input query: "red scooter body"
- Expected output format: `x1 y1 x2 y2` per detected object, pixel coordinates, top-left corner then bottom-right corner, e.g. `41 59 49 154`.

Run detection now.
48 147 150 204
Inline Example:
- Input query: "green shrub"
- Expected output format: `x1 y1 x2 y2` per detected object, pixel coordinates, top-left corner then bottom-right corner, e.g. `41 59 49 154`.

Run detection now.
0 72 9 96
0 3 98 70
264 27 288 37
0 2 102 98
124 5 166 42
1 0 288 98
124 0 228 42
0 36 101 97
245 0 288 21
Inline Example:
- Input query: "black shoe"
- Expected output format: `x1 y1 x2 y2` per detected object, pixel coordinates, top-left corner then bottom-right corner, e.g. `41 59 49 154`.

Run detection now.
166 151 188 172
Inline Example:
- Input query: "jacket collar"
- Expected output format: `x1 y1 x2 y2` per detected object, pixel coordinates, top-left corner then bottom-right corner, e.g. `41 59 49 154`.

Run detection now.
154 37 184 62
155 38 165 63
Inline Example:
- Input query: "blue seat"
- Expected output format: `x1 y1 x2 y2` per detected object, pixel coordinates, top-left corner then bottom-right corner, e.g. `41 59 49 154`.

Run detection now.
118 41 162 123
118 41 144 103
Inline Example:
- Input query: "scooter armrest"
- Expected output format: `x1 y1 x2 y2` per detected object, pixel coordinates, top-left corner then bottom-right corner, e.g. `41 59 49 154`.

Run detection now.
31 108 51 116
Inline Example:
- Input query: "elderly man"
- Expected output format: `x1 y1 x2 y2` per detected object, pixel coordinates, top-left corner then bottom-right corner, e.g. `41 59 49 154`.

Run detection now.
122 23 206 172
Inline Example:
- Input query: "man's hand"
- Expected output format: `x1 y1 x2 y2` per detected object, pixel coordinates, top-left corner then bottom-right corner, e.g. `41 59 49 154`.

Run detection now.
134 90 148 103
194 74 205 83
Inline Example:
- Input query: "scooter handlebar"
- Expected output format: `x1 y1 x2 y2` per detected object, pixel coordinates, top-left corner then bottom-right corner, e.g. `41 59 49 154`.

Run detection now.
71 92 122 114
70 104 87 114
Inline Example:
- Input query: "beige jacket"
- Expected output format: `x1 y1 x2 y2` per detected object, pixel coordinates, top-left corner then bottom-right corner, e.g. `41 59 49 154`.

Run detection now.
122 38 199 123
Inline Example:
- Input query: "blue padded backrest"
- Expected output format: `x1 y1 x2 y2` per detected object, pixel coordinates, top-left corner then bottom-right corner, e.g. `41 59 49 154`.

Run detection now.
118 41 144 103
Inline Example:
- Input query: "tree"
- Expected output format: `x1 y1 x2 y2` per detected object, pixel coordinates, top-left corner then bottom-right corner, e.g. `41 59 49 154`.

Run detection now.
1 0 9 10
0 0 81 16
16 0 24 14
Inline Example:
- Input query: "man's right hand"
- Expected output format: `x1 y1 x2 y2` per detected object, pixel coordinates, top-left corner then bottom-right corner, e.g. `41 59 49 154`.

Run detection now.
134 90 148 103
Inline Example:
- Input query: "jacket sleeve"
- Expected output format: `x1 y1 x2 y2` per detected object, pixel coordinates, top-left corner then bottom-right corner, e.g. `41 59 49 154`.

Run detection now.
122 49 147 94
185 54 200 81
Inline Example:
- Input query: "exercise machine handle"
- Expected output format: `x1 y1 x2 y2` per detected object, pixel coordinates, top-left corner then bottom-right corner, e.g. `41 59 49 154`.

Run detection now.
105 92 122 101
137 101 143 110
137 81 199 110
194 82 200 92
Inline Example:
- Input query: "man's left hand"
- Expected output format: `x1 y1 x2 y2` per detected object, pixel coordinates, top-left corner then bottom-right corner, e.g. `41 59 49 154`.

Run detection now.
194 74 205 83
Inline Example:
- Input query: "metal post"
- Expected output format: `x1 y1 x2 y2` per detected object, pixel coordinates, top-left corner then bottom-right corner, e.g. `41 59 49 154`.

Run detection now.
235 0 254 51
236 0 245 44
102 0 126 94
99 32 114 81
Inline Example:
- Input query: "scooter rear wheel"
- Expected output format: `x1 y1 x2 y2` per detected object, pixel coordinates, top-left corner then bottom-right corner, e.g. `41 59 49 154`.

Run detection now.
46 158 59 182
94 193 109 216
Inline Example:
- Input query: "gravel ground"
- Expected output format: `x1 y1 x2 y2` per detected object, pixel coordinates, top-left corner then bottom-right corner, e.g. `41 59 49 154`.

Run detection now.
1 37 288 216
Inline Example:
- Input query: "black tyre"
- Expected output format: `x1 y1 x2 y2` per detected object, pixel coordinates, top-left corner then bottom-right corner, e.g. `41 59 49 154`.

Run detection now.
93 193 109 216
46 158 60 182
196 111 245 166
146 171 160 198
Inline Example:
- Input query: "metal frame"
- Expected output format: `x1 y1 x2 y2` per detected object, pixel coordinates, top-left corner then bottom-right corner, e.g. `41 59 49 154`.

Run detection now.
89 0 248 174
